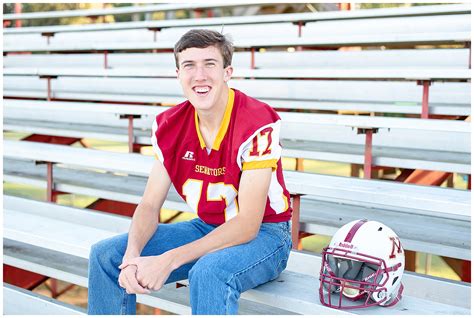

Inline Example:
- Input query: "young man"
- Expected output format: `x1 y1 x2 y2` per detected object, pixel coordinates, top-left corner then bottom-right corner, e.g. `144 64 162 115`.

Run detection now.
88 29 292 315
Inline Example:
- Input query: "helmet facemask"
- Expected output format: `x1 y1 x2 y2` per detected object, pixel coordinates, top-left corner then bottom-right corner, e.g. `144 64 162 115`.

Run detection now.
319 246 403 309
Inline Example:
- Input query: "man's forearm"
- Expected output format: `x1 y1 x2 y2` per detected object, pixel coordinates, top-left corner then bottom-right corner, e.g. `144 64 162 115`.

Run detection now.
168 214 260 270
123 203 159 260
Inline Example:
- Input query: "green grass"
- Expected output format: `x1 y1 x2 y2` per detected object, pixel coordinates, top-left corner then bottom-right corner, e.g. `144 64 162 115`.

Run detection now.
4 133 464 281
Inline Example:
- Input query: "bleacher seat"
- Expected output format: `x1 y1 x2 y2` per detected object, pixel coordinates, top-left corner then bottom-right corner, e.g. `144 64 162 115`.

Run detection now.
3 3 471 314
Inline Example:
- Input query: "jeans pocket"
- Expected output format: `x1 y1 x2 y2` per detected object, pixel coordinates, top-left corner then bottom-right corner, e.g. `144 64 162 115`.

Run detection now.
278 221 292 247
263 221 290 246
272 244 291 280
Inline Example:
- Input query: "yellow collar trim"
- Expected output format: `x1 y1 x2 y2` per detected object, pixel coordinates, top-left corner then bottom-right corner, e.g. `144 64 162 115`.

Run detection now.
195 88 235 151
195 111 206 149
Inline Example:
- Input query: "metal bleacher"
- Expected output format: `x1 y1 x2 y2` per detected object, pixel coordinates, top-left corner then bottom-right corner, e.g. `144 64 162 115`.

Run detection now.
3 283 86 315
4 4 469 35
4 45 471 117
3 3 271 22
3 4 470 51
3 195 470 314
4 99 471 174
3 2 471 315
3 139 471 260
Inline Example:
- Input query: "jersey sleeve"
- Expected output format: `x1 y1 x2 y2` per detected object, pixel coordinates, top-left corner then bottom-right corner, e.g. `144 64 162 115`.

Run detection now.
151 116 165 163
237 120 282 171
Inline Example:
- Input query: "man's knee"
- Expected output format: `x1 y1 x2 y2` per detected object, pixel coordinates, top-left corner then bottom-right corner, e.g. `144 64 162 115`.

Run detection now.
189 258 241 314
188 258 236 289
188 262 210 284
89 240 107 262
89 235 127 268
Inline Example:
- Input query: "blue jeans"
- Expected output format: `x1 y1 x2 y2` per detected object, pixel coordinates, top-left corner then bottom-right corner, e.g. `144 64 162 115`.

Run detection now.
87 218 292 314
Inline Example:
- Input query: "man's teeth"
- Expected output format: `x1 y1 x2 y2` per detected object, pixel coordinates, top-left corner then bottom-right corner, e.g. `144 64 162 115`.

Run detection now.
195 87 210 93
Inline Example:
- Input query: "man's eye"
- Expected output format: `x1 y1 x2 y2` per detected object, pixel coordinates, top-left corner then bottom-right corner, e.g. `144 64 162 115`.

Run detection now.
206 63 216 67
183 64 193 69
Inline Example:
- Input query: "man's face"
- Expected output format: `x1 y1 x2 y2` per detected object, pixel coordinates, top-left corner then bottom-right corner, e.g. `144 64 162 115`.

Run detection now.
176 45 233 111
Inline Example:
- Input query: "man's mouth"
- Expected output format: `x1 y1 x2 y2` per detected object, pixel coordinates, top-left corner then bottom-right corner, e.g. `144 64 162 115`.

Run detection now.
193 86 211 96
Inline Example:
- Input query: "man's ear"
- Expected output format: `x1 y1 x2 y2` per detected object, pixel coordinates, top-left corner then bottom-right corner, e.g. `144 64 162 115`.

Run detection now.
176 68 180 79
223 66 233 82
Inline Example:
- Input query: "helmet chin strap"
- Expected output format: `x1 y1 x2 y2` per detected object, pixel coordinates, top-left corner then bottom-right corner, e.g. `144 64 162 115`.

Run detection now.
381 283 404 307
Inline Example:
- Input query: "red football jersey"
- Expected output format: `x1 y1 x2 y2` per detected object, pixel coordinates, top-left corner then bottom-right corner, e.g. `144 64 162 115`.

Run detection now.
151 88 292 225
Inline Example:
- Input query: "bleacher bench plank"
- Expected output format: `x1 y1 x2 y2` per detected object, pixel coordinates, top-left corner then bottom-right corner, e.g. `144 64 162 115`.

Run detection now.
4 49 470 69
3 2 268 21
5 237 470 311
3 155 470 260
3 197 470 314
3 240 294 315
4 77 469 116
4 119 470 174
4 98 470 132
4 4 470 34
3 283 86 315
3 67 471 81
3 141 469 219
4 31 470 53
4 12 470 50
4 99 470 173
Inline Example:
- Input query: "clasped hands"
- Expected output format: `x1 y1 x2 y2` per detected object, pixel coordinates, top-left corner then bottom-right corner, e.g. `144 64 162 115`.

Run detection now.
118 253 175 294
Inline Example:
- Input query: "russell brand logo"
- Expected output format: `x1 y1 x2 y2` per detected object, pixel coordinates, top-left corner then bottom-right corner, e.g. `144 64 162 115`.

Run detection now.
182 151 195 161
338 242 354 249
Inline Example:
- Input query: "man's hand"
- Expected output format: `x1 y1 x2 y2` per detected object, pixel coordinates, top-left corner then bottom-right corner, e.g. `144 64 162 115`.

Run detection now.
118 264 151 295
119 254 175 292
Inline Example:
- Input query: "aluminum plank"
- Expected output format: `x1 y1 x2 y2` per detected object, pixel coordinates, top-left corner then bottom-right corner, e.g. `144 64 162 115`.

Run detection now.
3 3 268 21
3 143 470 218
4 4 470 33
4 32 470 52
3 157 470 258
3 283 86 315
4 67 470 80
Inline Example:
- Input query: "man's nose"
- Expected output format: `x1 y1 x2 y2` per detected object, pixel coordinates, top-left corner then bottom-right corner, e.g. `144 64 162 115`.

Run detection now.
194 66 207 81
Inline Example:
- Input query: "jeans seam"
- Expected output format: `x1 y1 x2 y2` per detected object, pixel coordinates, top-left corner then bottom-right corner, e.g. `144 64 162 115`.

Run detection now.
224 283 233 314
222 243 287 314
120 288 128 314
224 240 287 287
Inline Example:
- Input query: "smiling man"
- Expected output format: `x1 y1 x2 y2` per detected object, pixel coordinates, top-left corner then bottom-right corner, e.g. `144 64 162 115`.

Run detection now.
88 29 292 315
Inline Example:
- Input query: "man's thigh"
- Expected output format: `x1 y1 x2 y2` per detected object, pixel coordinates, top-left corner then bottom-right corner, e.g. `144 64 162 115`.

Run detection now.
96 218 210 283
140 217 208 257
191 221 292 292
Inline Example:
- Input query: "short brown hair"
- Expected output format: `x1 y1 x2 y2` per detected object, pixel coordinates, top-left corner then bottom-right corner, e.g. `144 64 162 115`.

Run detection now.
174 29 234 69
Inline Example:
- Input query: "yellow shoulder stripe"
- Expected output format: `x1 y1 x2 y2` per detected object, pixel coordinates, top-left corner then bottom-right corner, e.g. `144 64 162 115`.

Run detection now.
242 159 278 171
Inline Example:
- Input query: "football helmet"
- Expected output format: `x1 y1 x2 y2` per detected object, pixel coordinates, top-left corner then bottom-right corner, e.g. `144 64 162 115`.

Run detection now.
319 219 405 309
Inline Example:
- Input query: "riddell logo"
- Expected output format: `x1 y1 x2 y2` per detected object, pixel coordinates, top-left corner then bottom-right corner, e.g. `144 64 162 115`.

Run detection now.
339 242 354 249
182 151 195 161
